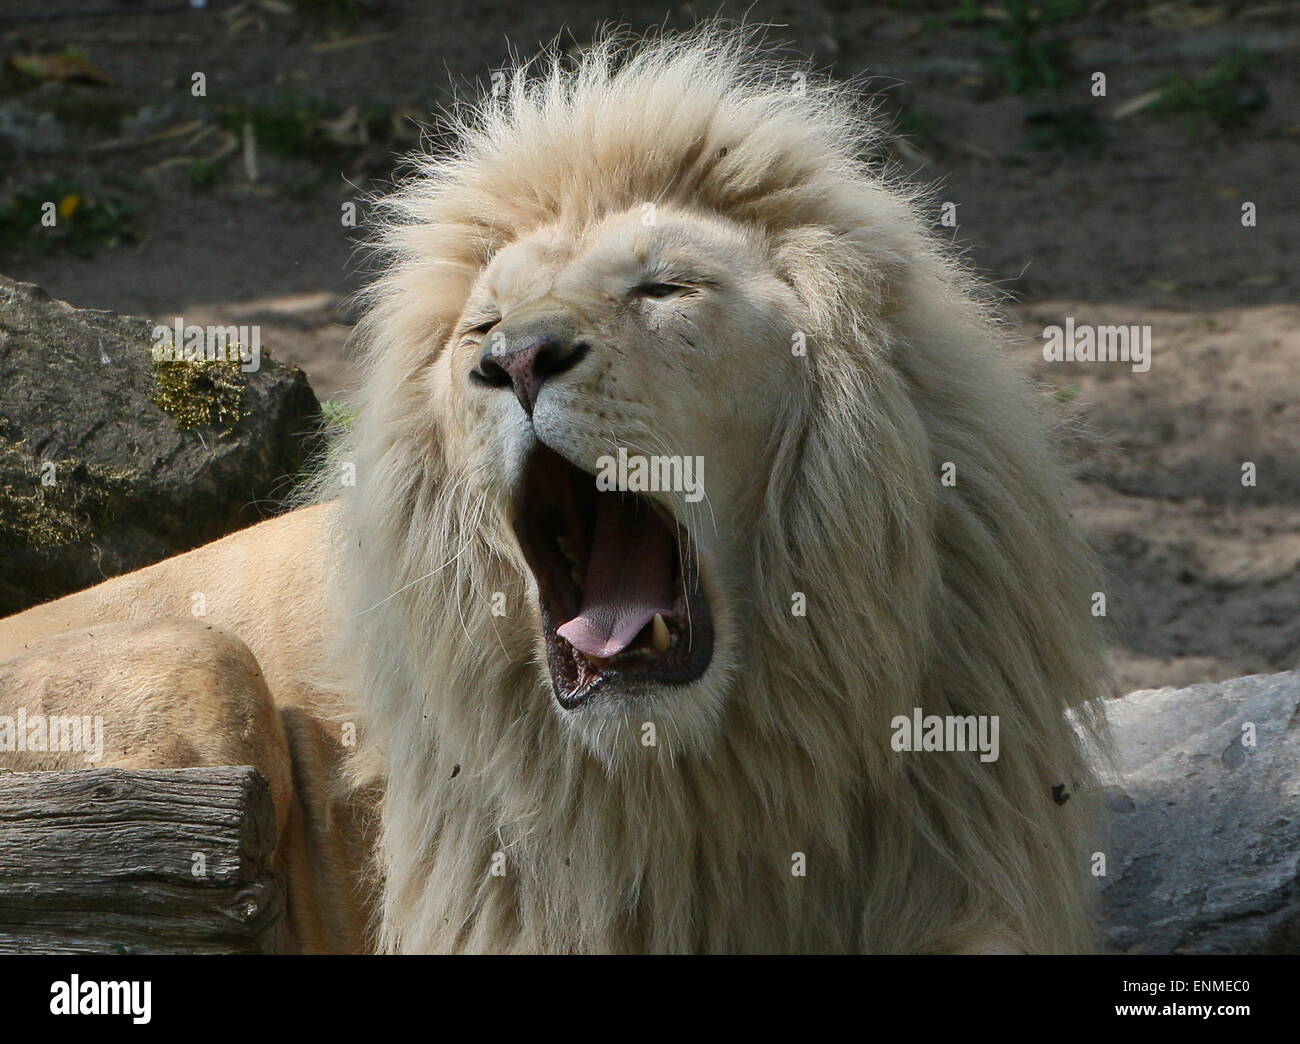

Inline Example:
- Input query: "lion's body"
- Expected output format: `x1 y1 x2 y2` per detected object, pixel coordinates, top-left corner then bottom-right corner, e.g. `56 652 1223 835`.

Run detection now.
0 505 377 953
0 28 1108 954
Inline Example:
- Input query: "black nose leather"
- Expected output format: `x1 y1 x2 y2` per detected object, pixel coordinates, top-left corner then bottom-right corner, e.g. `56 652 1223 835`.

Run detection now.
472 329 589 416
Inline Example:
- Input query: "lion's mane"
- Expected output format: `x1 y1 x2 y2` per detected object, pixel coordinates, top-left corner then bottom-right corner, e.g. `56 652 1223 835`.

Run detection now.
328 26 1109 953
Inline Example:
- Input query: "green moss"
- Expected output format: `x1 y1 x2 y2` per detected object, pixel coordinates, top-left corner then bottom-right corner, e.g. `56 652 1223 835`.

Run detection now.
149 356 249 436
0 451 91 546
0 425 136 548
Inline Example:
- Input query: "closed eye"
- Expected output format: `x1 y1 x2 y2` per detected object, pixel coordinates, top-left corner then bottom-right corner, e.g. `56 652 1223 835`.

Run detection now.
633 282 696 300
460 315 499 337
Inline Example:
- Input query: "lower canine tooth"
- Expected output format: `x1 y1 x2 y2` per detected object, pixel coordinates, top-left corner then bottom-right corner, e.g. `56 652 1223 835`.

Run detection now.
651 613 670 653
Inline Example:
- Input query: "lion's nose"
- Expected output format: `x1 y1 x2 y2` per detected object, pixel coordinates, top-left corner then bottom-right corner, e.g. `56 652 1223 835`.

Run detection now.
472 327 590 417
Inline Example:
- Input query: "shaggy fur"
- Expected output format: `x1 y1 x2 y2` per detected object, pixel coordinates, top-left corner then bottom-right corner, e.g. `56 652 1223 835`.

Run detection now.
327 26 1110 953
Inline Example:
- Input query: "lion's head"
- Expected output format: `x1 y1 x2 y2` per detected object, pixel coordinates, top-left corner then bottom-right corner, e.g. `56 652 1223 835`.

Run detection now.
332 27 1109 953
443 203 809 740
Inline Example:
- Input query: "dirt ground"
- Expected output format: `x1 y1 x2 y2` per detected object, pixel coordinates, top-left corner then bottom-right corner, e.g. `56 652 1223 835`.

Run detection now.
0 0 1296 692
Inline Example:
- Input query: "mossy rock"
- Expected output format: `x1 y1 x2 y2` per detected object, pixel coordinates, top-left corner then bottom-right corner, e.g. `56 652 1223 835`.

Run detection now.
0 275 321 615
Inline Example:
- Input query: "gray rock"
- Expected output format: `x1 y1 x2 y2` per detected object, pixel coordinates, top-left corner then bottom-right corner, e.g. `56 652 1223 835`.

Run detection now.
1102 670 1300 954
0 106 64 155
0 275 321 617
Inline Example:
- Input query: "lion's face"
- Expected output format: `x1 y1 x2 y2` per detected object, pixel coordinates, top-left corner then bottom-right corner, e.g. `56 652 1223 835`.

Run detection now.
436 205 804 740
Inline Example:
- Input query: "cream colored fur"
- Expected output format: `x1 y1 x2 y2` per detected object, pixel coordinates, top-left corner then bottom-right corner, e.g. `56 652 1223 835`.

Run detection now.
328 26 1109 953
0 26 1108 954
0 506 376 953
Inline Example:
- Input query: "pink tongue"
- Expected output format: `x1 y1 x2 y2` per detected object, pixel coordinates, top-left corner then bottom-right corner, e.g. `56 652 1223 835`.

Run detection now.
557 494 674 658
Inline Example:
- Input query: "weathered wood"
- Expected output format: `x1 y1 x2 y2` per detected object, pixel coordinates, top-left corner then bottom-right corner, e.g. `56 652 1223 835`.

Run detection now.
0 766 287 954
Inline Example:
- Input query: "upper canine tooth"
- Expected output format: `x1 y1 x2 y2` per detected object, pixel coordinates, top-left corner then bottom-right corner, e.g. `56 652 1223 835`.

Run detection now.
651 612 670 653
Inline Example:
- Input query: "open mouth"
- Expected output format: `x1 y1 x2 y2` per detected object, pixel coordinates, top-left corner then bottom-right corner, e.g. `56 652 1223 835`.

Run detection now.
511 444 713 710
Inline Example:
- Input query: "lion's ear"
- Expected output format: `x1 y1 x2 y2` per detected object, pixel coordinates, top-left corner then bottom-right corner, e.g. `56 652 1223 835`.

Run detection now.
770 226 831 296
770 223 912 327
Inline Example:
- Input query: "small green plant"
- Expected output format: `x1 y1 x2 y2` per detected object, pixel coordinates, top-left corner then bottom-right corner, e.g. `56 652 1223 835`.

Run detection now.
319 399 360 431
1149 51 1267 131
985 0 1089 95
293 0 363 26
950 0 986 25
217 97 333 159
216 96 391 161
186 158 222 190
926 1 1089 94
1021 105 1106 152
922 0 984 31
0 180 136 257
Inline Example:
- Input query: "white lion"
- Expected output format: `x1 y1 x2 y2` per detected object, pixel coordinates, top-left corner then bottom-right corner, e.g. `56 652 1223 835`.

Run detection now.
0 26 1108 954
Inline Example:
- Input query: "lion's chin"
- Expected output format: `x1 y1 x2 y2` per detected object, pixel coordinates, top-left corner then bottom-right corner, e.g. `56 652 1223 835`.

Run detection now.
510 443 714 711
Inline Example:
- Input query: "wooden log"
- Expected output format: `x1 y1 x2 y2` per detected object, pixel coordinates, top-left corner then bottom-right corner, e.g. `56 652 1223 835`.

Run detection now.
0 766 287 954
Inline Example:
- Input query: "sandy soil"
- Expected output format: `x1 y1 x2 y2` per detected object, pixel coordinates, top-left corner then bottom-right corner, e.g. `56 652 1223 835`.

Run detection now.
1016 301 1300 691
1 0 1296 690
